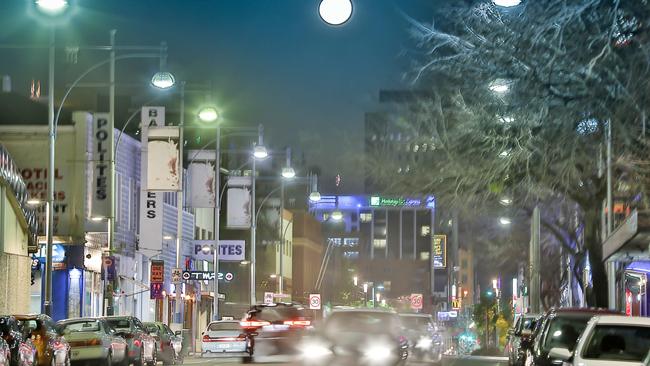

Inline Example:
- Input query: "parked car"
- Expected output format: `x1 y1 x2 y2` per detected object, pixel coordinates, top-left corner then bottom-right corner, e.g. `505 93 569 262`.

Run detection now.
549 315 650 366
507 313 540 366
0 338 10 366
58 318 127 366
103 317 155 366
398 313 442 363
14 315 70 366
240 303 312 359
525 308 618 366
0 316 36 366
143 322 182 365
201 320 252 360
297 308 409 366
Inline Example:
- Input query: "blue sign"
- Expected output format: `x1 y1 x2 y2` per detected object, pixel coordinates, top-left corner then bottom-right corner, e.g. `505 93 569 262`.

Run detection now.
101 256 116 281
52 245 66 262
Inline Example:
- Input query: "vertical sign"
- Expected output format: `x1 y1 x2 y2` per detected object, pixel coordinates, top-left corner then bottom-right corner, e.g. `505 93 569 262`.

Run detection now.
187 150 216 208
150 283 164 300
91 113 112 219
226 176 251 229
150 260 165 283
410 293 423 310
101 256 116 281
139 107 164 256
432 235 447 268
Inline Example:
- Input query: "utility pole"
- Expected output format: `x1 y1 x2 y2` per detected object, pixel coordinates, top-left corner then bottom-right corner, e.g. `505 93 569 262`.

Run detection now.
529 206 541 314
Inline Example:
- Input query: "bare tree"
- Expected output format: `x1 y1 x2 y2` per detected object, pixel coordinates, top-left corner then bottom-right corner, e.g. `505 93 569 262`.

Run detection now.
367 0 650 307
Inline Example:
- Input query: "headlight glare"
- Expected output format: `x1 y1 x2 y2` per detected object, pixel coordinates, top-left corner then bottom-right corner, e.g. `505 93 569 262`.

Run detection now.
301 342 332 359
416 337 433 349
363 344 393 361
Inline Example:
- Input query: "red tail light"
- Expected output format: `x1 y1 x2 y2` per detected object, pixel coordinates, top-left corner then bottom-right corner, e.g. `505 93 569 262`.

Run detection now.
202 335 211 341
283 320 311 327
134 339 142 348
239 321 270 329
86 339 102 346
398 336 408 344
51 340 67 350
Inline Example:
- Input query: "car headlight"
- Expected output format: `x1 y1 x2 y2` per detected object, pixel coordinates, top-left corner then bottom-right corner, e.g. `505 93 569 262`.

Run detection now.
416 337 433 349
363 344 393 362
300 342 332 359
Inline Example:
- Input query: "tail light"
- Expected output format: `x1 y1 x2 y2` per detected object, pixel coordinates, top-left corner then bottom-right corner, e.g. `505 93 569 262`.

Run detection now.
398 336 408 344
202 335 211 342
239 321 271 329
134 339 142 348
86 339 102 346
51 340 67 350
283 320 311 327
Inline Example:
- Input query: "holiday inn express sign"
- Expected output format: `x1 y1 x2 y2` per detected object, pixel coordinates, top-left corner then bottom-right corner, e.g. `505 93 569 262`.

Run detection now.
370 195 435 208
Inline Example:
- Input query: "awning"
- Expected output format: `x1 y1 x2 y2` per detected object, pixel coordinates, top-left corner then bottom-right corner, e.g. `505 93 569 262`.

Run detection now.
603 209 650 261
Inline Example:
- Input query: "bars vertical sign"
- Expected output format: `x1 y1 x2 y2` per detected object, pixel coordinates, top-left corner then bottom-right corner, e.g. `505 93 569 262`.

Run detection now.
91 113 112 219
139 107 164 257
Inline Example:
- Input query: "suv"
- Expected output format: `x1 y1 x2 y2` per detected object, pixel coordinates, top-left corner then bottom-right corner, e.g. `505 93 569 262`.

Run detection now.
525 308 619 366
240 304 312 359
507 314 540 366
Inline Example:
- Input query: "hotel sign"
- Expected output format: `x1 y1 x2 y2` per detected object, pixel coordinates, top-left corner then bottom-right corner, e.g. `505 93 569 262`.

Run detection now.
370 195 435 208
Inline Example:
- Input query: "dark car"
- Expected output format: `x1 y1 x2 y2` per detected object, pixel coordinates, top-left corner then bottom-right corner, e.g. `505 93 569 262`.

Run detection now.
14 315 70 366
0 316 36 366
506 314 539 366
103 317 156 366
526 308 619 366
0 338 10 366
143 322 182 365
398 313 442 363
298 309 408 366
240 303 312 360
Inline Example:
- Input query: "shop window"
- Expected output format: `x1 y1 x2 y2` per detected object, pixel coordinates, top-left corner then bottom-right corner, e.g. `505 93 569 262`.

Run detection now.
360 213 373 223
373 239 386 248
421 225 431 237
420 252 430 261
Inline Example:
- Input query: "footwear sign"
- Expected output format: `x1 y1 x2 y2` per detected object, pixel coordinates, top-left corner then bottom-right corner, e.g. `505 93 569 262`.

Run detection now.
410 293 423 310
309 294 321 310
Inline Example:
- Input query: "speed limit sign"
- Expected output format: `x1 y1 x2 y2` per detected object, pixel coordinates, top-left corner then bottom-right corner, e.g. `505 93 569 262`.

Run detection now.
411 293 423 310
309 294 321 310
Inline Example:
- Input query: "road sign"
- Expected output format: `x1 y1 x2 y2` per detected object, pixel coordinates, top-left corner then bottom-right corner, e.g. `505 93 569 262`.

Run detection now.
410 293 423 310
264 292 274 305
150 283 164 300
309 294 321 310
171 268 182 284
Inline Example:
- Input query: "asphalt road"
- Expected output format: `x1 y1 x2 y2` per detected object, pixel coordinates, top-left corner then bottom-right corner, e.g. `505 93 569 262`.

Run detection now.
182 355 508 366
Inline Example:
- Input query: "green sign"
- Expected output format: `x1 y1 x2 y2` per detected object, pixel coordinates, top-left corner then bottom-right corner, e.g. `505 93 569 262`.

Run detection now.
370 196 422 207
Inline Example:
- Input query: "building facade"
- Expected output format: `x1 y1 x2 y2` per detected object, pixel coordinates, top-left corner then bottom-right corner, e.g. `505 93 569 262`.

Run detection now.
292 211 324 303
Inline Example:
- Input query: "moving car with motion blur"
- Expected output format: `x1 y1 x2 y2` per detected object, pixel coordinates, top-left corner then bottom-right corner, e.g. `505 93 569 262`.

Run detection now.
507 313 540 366
0 338 10 366
0 316 36 366
58 318 127 366
143 322 182 365
240 303 312 360
548 315 650 366
398 313 442 363
298 308 408 366
103 316 156 366
525 308 618 366
14 315 70 366
200 320 252 360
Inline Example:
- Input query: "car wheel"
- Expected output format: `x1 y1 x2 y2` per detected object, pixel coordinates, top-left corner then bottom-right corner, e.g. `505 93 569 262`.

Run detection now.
104 352 112 366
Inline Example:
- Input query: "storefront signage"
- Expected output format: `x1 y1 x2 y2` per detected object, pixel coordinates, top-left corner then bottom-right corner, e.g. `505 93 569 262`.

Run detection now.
150 283 164 300
370 196 422 207
91 113 112 218
192 240 245 262
0 145 38 237
150 260 164 283
432 235 447 268
181 271 234 282
101 255 116 281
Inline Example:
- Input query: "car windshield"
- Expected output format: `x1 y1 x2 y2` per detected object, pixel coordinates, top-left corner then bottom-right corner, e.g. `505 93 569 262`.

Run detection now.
582 325 650 362
61 321 100 334
106 319 132 330
399 316 432 330
144 324 158 333
207 322 240 331
325 312 400 335
543 315 592 352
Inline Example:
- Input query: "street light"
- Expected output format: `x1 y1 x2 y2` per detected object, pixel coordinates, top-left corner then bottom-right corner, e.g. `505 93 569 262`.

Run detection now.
499 197 512 206
499 217 512 226
353 276 358 286
198 106 219 123
493 0 522 7
27 199 42 206
150 71 176 89
253 145 269 159
35 0 68 15
319 0 353 26
330 210 343 221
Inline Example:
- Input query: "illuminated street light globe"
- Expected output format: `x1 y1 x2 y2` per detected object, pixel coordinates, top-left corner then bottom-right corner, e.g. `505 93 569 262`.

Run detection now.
319 0 353 26
35 0 68 15
253 145 269 159
331 210 343 221
492 0 522 7
197 106 219 123
499 217 512 226
309 191 322 202
151 71 176 89
281 166 296 179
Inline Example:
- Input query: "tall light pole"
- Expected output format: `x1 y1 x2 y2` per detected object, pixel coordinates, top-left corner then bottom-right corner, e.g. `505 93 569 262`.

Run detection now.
251 125 268 305
279 148 296 295
174 81 186 323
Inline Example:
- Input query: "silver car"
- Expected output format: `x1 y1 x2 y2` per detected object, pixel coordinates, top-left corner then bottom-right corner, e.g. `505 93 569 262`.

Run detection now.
57 318 127 366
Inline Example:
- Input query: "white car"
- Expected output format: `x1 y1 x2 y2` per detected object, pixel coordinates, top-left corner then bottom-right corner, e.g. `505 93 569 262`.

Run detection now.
549 315 650 366
201 320 252 359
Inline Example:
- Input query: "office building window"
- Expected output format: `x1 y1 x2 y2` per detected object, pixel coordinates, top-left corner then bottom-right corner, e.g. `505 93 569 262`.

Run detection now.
420 252 430 261
360 213 373 223
373 239 386 248
343 238 359 247
421 225 431 237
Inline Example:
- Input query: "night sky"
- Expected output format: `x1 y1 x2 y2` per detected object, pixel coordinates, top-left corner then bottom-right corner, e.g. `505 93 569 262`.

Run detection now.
0 0 436 192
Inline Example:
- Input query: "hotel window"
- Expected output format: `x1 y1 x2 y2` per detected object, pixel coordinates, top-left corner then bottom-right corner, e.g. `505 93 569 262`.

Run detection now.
420 252 430 261
421 225 431 237
373 239 386 248
360 213 373 223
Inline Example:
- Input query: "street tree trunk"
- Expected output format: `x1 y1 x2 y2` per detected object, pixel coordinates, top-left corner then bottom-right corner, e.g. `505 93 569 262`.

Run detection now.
583 203 608 307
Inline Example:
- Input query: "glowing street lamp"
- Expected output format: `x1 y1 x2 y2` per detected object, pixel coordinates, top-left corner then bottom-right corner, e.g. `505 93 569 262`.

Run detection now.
35 0 68 15
330 210 343 221
150 71 176 89
499 217 512 226
197 106 219 123
492 0 522 7
353 276 358 286
499 197 513 206
318 0 353 26
253 145 269 159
